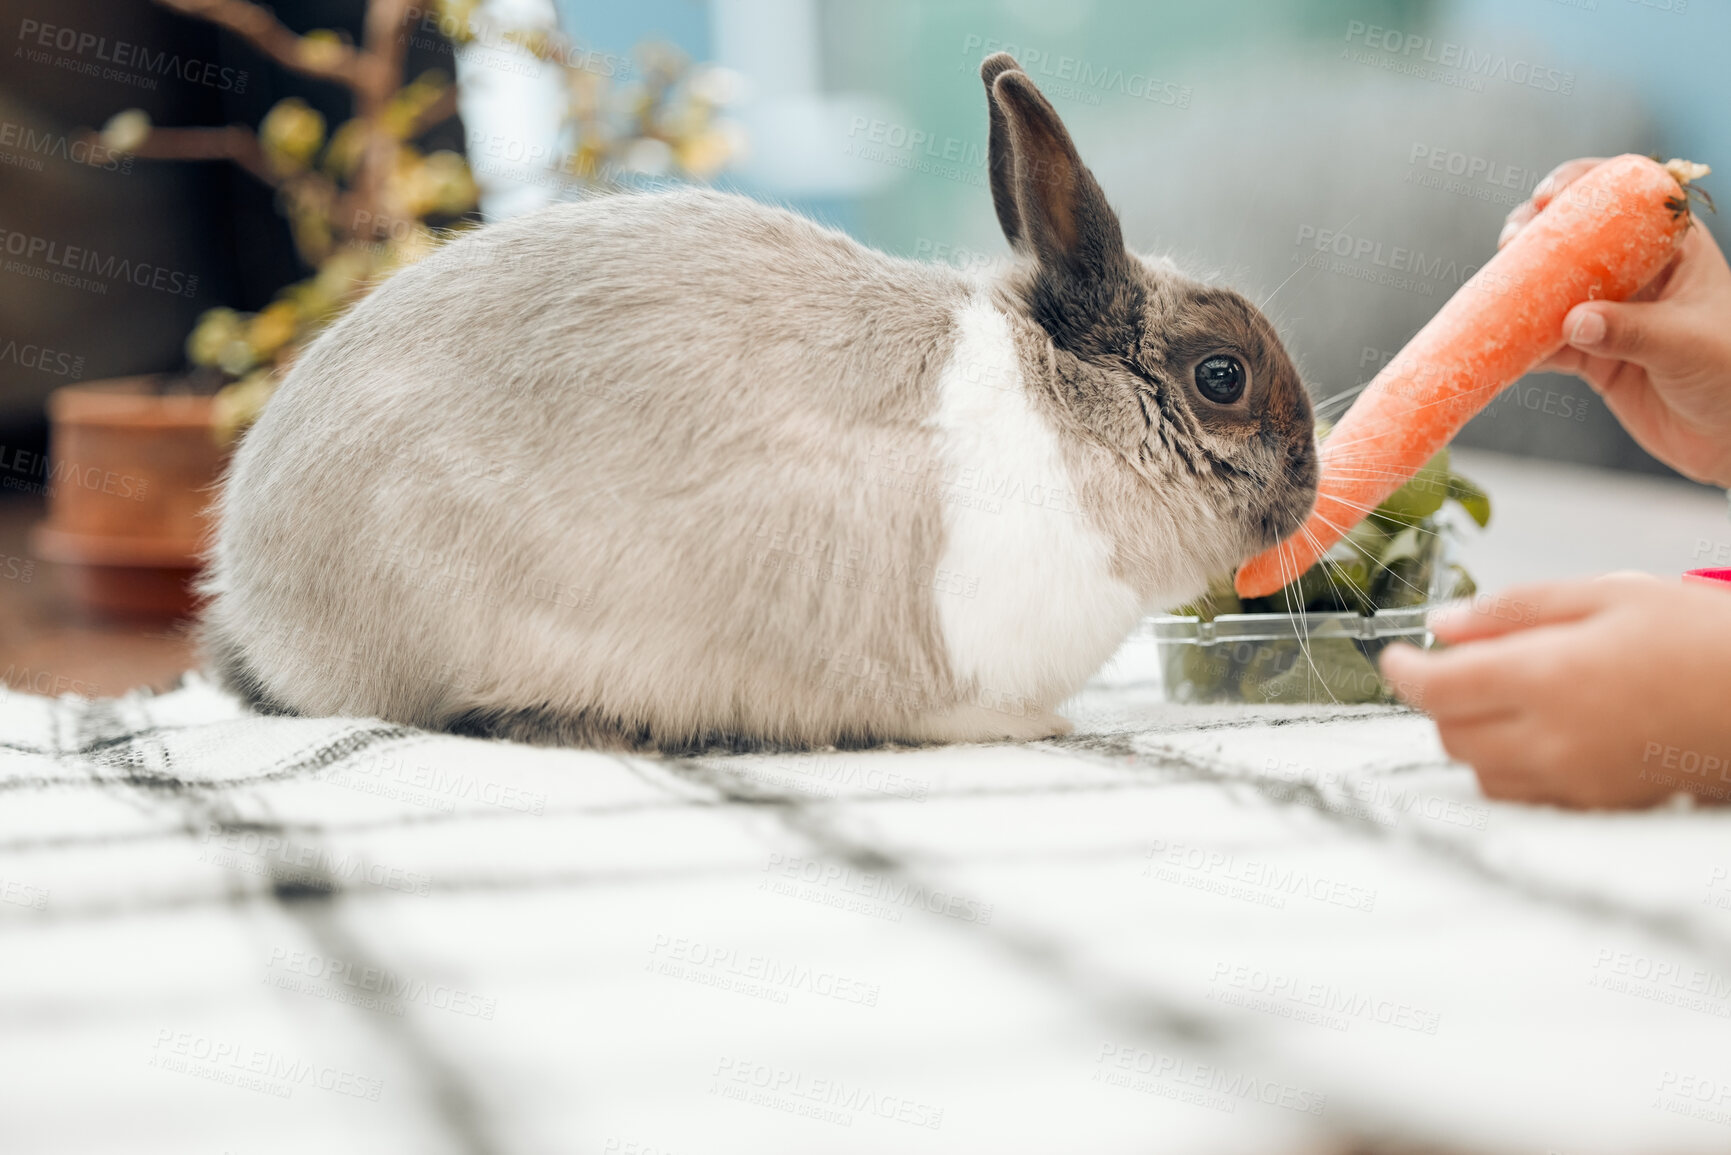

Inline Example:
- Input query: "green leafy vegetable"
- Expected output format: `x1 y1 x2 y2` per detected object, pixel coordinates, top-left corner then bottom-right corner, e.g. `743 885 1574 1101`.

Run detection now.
1446 474 1492 528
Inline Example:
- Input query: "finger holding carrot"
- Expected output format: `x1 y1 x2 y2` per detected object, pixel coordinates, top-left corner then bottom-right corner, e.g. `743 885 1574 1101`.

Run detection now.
1502 157 1731 487
1497 156 1609 249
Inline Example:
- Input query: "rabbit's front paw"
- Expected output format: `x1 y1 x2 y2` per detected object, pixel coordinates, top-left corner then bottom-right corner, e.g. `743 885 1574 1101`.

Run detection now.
903 703 1072 746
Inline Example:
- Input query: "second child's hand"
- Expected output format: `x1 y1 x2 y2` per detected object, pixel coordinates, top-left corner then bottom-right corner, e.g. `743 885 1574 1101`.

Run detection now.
1380 575 1731 808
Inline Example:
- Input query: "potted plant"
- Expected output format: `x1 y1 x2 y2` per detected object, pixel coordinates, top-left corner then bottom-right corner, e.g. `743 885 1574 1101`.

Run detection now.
35 0 737 618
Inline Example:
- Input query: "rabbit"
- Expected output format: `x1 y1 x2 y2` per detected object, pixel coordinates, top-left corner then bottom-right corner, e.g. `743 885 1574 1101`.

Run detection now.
198 53 1318 752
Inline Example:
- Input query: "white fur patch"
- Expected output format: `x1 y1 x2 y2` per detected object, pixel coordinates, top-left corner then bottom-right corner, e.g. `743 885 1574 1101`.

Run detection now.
930 294 1145 710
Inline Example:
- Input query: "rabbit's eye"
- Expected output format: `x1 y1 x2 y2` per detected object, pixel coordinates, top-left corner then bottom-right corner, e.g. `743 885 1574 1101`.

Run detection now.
1194 356 1246 405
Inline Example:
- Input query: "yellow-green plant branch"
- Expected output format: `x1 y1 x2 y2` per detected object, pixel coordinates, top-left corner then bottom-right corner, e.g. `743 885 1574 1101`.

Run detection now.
84 123 279 187
404 85 460 140
153 0 361 87
103 0 735 442
350 0 416 241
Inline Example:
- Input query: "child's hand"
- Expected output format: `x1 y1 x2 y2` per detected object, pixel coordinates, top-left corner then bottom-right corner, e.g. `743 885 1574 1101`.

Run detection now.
1378 574 1731 808
1501 157 1731 487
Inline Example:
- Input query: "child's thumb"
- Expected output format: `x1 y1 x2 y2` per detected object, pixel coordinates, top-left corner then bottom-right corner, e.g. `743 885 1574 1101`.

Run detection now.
1562 300 1689 373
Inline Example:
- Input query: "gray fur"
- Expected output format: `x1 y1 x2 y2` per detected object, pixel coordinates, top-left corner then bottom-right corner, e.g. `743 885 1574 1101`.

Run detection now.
200 55 1315 751
203 190 968 749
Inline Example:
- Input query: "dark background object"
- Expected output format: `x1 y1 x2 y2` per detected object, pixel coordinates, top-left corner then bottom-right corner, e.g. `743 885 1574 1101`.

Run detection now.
0 0 462 463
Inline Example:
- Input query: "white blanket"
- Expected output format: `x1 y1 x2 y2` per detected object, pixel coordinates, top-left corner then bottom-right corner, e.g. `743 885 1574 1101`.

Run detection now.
3 664 1730 1155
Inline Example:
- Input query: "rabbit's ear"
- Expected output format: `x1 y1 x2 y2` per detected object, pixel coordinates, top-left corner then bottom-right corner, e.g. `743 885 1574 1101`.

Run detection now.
980 52 1026 250
987 67 1127 282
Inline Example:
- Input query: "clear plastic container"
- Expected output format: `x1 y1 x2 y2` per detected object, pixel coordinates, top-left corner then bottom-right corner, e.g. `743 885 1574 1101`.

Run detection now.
1139 529 1458 705
1145 605 1432 704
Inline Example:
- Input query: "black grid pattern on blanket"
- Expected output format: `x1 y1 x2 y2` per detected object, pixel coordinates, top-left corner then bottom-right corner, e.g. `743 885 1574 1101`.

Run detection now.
4 674 1731 1155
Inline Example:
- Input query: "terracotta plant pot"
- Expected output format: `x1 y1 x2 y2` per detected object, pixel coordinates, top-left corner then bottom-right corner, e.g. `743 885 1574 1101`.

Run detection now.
29 378 229 619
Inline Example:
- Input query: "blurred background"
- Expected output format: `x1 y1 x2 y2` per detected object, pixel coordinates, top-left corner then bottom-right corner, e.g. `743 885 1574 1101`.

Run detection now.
0 0 1725 692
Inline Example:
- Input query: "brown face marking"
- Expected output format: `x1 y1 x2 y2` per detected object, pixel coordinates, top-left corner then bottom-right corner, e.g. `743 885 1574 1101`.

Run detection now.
1136 285 1314 455
1140 277 1318 548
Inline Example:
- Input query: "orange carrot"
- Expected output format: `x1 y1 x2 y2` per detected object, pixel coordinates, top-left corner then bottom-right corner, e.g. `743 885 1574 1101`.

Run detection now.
1235 154 1710 599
